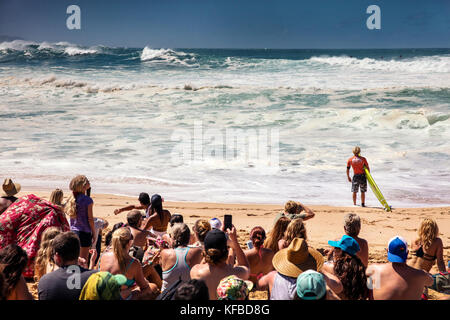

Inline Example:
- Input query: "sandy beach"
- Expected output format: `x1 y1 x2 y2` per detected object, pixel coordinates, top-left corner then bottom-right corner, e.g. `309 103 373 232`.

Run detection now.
22 188 449 300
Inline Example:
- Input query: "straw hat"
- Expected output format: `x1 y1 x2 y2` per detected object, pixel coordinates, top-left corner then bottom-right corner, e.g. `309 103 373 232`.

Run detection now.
1 178 21 197
272 238 324 278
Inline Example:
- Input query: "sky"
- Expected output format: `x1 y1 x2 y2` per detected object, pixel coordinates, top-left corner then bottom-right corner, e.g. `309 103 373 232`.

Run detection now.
0 0 449 48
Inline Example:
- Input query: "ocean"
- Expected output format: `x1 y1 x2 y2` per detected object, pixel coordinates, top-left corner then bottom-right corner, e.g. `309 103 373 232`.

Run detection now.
1 40 449 207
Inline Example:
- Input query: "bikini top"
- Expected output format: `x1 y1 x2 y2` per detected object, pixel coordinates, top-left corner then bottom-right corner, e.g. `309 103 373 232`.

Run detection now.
413 245 437 262
98 253 136 287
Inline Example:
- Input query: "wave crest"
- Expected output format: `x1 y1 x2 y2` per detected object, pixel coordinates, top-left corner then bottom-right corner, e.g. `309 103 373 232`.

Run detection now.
140 46 196 66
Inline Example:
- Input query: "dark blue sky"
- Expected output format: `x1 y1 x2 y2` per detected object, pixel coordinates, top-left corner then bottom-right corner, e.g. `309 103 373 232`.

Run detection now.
1 0 449 48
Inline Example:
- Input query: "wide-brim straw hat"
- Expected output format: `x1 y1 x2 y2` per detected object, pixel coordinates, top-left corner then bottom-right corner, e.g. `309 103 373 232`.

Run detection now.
272 238 324 278
1 178 21 197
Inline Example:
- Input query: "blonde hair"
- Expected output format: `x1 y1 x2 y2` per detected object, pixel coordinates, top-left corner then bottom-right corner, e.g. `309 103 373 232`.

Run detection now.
284 201 300 215
34 227 62 281
264 216 291 253
64 175 89 219
193 219 211 243
283 219 307 246
49 189 64 206
112 227 133 273
418 218 439 250
353 146 361 156
344 213 361 237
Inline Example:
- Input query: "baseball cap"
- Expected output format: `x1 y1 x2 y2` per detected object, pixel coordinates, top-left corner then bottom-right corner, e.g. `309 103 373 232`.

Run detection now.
216 275 254 300
296 270 327 300
209 218 222 230
387 236 408 263
328 235 360 256
204 228 227 251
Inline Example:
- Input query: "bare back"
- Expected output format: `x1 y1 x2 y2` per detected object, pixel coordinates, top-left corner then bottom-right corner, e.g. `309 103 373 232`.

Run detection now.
190 262 249 300
408 238 444 273
367 263 433 300
244 247 274 283
354 236 369 267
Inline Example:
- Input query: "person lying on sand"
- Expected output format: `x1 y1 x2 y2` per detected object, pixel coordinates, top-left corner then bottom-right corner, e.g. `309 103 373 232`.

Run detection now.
366 236 433 300
190 228 250 300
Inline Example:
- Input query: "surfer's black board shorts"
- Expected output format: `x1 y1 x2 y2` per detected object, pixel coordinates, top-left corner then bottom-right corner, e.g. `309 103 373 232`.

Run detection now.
352 174 367 193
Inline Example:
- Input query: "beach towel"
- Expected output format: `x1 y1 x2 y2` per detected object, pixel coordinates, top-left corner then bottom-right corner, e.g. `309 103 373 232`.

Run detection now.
0 194 70 278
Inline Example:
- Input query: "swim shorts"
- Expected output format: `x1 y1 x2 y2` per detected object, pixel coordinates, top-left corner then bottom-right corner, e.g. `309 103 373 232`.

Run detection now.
352 174 367 193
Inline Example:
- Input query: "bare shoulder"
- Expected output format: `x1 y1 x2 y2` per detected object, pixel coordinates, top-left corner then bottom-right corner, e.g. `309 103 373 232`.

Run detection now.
190 263 209 278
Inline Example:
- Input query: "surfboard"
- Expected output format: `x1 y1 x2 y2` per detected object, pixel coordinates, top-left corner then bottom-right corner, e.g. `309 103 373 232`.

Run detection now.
364 166 391 212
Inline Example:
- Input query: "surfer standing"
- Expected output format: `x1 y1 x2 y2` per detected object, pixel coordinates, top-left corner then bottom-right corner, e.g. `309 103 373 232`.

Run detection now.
347 146 370 207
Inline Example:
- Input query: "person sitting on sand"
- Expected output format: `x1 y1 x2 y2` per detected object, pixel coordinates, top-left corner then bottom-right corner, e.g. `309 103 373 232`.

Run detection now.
162 214 184 246
244 226 274 284
0 244 33 300
257 238 324 300
367 236 433 300
114 192 151 217
347 146 370 207
0 178 21 214
65 175 95 263
142 194 171 237
190 228 250 300
98 227 159 300
264 216 291 254
408 218 446 273
322 235 369 300
161 223 203 292
278 218 307 251
34 227 62 281
189 219 212 249
343 213 369 267
126 210 156 249
273 200 315 225
38 232 97 300
408 218 446 299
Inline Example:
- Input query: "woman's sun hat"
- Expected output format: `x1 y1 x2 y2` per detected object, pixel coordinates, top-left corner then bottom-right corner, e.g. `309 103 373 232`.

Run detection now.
328 235 360 256
272 238 324 278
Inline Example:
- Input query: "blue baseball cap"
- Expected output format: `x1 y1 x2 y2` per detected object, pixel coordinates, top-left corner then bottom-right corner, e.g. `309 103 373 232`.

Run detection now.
387 236 408 263
328 235 360 256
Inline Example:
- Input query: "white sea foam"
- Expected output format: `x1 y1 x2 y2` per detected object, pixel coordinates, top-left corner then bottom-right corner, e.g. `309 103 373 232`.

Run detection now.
64 47 98 56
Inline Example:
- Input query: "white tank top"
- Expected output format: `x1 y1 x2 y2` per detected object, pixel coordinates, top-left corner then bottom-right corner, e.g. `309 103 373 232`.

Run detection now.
270 272 297 300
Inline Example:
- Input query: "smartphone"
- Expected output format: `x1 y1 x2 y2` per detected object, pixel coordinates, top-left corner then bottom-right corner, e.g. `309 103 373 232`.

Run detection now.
246 240 254 250
224 214 232 231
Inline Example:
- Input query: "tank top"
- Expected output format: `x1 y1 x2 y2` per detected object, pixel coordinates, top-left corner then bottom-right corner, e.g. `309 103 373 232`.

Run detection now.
270 272 297 300
161 247 191 292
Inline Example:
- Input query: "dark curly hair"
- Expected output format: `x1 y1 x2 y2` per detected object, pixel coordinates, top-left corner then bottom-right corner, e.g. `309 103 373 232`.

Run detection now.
105 222 125 247
333 248 369 300
174 279 209 300
0 244 28 297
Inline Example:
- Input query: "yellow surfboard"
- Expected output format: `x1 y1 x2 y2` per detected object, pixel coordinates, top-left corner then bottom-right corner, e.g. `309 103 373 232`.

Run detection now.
364 166 391 212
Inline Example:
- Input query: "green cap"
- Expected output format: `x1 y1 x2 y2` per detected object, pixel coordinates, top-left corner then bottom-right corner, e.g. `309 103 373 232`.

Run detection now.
296 270 327 300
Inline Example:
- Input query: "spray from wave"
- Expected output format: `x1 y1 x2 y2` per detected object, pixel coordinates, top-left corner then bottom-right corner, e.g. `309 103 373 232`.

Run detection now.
140 46 197 66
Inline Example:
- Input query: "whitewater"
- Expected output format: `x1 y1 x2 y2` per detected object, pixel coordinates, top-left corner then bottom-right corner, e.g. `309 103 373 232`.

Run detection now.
0 40 449 207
